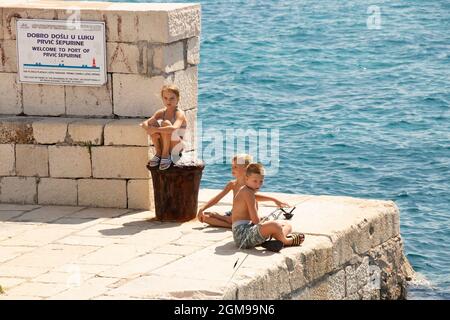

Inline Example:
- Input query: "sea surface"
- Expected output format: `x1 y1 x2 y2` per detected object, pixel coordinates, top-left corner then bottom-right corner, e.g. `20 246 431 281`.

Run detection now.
98 0 449 299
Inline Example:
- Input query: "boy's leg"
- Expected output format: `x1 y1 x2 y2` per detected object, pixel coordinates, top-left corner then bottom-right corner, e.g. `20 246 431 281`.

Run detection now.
206 212 232 224
259 221 293 246
202 213 232 228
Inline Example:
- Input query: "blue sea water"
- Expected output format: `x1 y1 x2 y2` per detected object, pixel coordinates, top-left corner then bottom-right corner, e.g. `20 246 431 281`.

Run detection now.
98 0 448 299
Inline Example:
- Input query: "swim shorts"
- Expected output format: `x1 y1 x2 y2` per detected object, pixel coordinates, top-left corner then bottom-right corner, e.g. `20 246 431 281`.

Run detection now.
232 221 267 249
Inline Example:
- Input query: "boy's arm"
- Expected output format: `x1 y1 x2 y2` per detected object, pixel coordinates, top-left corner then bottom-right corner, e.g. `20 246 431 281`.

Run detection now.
255 194 289 208
198 182 233 213
245 192 260 225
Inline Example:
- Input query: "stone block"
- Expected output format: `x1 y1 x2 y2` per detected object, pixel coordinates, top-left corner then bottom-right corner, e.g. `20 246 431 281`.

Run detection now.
0 143 15 176
0 39 17 72
167 6 201 43
173 66 198 111
65 74 113 117
152 41 184 74
15 144 48 177
49 146 91 178
183 108 197 151
37 178 77 206
345 265 358 296
104 119 150 147
0 116 36 144
78 179 127 208
92 146 150 179
2 7 57 40
67 119 112 146
0 176 37 204
0 73 22 115
127 179 153 210
0 8 3 40
112 73 169 117
32 117 76 144
107 42 147 74
187 36 200 65
23 84 65 116
103 4 200 43
327 269 346 299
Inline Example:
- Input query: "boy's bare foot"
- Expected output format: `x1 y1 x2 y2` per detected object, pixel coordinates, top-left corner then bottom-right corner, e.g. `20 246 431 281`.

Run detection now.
197 210 205 223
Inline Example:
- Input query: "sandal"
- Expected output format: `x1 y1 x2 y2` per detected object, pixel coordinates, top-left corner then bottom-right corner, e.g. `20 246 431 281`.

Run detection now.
159 157 172 170
148 154 161 167
261 240 284 252
287 232 305 246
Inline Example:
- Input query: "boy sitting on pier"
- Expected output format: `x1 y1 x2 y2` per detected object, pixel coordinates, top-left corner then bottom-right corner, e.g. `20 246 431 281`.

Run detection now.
197 154 289 228
232 163 304 252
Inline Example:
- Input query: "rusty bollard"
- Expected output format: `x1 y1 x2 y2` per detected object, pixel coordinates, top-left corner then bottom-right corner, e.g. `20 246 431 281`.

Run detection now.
147 157 205 222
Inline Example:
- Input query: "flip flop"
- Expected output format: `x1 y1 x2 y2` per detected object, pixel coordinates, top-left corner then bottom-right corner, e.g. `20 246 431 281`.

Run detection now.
261 240 284 252
287 232 305 246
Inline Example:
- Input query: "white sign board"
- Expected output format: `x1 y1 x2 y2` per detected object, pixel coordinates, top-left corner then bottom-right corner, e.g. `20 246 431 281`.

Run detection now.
16 19 107 86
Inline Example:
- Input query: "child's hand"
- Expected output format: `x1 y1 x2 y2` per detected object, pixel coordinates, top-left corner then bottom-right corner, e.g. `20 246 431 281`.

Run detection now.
275 200 289 208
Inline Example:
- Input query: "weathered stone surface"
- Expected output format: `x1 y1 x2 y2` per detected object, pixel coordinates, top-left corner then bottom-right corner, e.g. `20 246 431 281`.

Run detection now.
0 176 36 204
167 6 201 43
37 178 78 206
0 143 15 176
0 73 22 115
0 116 37 144
32 117 76 144
0 1 200 43
0 39 17 72
11 205 82 223
49 146 91 178
152 41 184 74
0 8 3 40
23 84 65 116
127 179 153 210
173 66 198 111
107 42 147 74
15 144 48 177
183 108 197 151
92 146 150 179
104 119 150 147
65 74 113 117
67 119 112 146
187 36 200 65
78 179 126 208
1 6 57 40
112 73 169 117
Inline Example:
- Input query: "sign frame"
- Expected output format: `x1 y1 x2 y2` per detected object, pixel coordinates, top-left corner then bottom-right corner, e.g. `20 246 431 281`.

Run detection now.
16 18 107 87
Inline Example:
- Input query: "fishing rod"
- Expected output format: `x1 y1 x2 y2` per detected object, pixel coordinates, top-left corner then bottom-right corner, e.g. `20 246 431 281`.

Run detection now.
226 196 314 288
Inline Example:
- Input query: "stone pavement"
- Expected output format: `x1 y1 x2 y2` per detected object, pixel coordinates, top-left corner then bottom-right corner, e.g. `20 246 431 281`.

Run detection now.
0 189 408 300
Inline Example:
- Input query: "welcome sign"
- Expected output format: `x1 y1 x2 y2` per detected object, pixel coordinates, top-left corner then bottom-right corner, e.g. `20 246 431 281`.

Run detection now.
16 19 107 86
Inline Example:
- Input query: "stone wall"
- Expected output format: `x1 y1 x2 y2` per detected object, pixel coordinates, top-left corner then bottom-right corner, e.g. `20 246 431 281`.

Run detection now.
0 1 200 209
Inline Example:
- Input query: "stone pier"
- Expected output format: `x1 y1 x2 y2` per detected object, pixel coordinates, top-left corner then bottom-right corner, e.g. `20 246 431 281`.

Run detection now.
0 190 414 300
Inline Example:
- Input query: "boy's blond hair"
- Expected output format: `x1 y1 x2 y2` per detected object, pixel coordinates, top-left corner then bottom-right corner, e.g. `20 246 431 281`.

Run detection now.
246 163 265 176
161 84 180 99
232 154 253 166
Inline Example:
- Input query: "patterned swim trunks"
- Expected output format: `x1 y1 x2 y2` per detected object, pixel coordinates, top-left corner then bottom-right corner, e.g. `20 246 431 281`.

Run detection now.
232 221 267 249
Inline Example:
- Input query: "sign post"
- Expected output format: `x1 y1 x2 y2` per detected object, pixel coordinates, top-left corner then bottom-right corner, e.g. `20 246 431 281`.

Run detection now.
16 19 107 86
